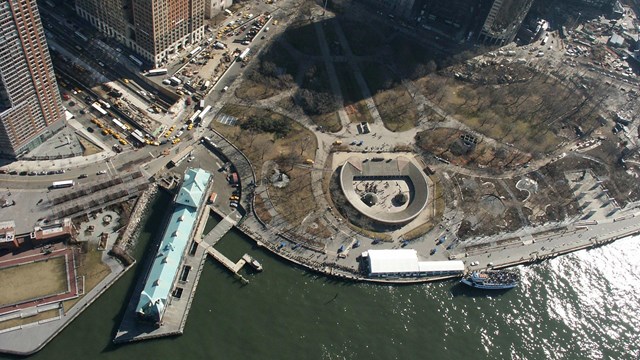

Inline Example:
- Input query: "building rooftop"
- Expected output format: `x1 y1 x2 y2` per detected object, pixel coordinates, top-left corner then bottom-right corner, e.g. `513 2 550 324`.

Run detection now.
364 249 465 276
136 168 211 323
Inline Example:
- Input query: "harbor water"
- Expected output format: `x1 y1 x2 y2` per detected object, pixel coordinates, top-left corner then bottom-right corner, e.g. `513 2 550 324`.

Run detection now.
4 193 639 360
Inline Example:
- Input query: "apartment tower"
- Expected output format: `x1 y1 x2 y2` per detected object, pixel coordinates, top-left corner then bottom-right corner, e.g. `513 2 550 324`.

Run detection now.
76 0 206 67
0 0 65 158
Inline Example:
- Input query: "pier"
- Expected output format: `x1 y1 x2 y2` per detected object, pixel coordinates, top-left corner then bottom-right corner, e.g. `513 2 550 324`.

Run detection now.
197 210 252 284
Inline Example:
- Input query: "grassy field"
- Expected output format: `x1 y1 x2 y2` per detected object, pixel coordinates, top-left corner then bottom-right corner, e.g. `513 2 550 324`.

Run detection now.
286 21 322 56
373 88 418 132
416 128 531 169
417 72 594 155
0 256 67 306
63 245 111 312
334 63 374 124
253 195 273 225
213 104 318 226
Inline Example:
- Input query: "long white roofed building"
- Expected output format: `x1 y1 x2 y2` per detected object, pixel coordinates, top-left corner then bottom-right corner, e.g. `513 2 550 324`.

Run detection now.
362 249 464 278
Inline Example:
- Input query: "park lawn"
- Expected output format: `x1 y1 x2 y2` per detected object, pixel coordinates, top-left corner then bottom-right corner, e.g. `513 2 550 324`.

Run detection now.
63 246 111 312
373 88 418 132
417 73 574 155
253 195 273 224
311 112 342 133
213 105 318 227
235 79 282 101
0 256 67 306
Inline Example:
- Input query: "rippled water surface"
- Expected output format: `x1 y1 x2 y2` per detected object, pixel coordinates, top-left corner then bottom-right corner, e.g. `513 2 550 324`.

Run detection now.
3 195 638 360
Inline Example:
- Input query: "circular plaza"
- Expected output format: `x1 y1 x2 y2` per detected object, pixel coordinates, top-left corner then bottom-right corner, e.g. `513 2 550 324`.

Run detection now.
338 155 430 225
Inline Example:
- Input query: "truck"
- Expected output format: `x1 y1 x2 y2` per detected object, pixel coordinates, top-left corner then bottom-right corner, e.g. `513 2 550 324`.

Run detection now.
201 80 211 91
237 48 250 62
169 77 182 86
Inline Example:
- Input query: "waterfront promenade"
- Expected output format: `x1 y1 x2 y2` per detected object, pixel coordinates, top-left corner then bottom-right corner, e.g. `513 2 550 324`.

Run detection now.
204 124 640 284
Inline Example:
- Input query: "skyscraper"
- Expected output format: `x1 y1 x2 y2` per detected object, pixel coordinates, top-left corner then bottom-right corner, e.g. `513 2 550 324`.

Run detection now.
366 0 533 45
0 0 65 158
76 0 206 67
478 0 535 45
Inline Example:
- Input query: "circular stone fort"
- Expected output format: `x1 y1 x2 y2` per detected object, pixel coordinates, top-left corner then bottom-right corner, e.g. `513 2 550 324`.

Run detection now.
339 156 430 225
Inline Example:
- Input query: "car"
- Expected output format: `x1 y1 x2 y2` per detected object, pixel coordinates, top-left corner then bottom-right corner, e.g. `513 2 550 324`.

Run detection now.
28 171 37 176
229 196 239 201
430 248 436 255
68 101 75 107
62 93 70 100
78 174 88 179
80 109 86 114
19 171 27 176
47 170 55 175
56 169 65 174
9 170 17 175
96 170 107 175
470 261 479 266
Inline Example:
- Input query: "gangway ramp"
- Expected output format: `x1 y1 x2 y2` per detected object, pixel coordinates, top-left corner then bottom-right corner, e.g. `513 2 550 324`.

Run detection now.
201 209 237 247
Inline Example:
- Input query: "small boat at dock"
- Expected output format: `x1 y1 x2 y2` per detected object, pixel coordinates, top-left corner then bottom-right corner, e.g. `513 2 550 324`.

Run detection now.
242 254 263 271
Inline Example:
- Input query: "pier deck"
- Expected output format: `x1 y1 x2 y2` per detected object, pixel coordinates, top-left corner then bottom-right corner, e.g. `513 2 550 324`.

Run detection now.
199 210 249 283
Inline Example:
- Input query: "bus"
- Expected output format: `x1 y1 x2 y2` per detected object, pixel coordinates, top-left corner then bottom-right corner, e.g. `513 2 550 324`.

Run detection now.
188 110 201 124
129 55 143 67
91 102 108 116
188 46 202 58
112 118 127 132
74 31 88 42
147 68 168 76
198 105 211 121
131 129 146 145
98 99 111 109
52 180 74 189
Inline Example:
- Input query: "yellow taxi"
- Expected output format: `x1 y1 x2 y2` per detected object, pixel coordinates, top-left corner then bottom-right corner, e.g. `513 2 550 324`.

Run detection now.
187 123 194 130
172 138 181 145
119 139 128 145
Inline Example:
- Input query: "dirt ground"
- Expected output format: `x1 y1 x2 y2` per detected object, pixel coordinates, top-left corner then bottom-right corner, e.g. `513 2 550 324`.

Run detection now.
0 256 67 306
417 62 601 155
416 128 531 169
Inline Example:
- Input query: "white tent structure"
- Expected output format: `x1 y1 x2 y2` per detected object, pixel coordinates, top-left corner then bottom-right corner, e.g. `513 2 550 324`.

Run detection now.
362 249 464 278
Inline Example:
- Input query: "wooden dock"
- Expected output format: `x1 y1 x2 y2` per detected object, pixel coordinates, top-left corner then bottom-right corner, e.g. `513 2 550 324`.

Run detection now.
197 210 251 283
